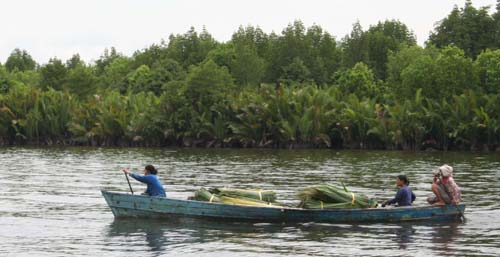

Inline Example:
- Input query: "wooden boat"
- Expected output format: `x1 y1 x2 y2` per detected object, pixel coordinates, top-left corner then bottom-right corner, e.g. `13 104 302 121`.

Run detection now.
101 190 465 223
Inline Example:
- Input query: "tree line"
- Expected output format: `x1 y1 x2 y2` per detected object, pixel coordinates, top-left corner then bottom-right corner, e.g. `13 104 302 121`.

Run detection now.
1 0 499 151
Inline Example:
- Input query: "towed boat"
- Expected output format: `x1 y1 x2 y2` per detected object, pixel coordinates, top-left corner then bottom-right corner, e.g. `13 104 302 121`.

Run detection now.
101 190 465 223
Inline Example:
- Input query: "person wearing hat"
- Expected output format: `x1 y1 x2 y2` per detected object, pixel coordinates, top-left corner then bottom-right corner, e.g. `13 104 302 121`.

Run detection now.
427 164 461 206
122 165 166 197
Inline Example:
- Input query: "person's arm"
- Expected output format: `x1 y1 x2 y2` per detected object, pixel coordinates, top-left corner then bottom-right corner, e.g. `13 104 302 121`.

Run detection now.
122 168 151 184
130 173 151 183
384 189 403 206
411 191 416 202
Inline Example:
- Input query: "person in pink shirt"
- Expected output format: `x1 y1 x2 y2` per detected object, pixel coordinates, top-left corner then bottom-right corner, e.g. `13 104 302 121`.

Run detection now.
427 164 462 206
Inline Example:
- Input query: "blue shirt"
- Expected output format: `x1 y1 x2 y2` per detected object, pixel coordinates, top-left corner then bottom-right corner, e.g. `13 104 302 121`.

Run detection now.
386 185 415 206
130 173 166 197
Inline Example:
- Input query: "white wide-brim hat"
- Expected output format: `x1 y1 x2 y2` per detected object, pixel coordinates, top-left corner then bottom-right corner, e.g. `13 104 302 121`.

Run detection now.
433 164 453 177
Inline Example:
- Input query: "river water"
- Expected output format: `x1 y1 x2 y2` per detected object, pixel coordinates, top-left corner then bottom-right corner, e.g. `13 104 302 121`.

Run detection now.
0 147 499 256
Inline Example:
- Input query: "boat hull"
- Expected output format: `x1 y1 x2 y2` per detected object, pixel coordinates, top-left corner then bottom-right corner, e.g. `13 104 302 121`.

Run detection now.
101 190 465 223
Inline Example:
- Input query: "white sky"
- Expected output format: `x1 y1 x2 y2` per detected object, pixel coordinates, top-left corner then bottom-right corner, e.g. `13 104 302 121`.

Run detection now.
0 0 497 64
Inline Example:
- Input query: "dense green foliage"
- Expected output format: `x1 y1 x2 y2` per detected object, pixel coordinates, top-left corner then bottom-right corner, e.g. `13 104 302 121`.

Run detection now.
1 2 499 151
428 0 500 58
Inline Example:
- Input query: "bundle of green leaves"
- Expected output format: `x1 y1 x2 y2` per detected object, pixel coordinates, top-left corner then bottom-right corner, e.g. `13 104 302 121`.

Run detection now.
298 184 377 209
192 187 279 207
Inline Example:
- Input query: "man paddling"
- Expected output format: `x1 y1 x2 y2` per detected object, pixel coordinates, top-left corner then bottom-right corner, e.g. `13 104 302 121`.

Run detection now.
122 165 166 197
427 165 461 206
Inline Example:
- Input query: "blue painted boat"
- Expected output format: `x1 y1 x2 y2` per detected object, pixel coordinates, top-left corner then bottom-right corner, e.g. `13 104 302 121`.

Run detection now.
101 190 465 223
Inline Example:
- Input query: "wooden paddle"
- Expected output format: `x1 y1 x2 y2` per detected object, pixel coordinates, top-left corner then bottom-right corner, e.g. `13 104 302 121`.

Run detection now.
123 170 134 194
454 204 466 222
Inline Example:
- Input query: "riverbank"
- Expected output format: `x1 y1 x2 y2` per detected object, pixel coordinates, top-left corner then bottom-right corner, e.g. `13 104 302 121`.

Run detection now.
1 140 499 152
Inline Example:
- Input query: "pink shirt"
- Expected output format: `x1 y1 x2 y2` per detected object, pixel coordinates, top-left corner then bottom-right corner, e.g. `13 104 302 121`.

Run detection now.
440 176 462 204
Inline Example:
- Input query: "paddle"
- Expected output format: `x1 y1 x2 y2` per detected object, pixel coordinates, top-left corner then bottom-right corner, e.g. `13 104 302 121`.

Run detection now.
123 170 134 194
454 204 466 223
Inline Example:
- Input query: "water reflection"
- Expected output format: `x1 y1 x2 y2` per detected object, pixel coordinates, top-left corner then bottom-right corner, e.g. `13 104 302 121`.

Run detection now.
106 218 289 255
394 224 415 249
297 222 418 249
430 222 461 253
107 218 466 256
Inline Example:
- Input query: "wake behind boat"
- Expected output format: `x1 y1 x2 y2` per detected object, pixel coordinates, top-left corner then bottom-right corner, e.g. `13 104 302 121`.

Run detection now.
101 190 465 223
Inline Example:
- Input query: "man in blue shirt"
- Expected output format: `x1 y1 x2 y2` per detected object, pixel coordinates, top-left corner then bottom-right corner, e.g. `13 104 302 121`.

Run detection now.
122 165 166 197
382 175 416 207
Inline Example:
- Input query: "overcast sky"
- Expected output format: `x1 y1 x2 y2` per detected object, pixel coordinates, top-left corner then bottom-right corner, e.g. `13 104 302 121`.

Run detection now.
0 0 497 64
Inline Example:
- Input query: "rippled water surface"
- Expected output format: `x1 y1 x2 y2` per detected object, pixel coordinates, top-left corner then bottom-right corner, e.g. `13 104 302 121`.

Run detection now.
1 147 499 256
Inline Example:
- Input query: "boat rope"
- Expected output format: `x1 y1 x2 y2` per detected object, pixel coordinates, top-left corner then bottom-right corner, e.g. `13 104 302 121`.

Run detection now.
351 193 356 205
